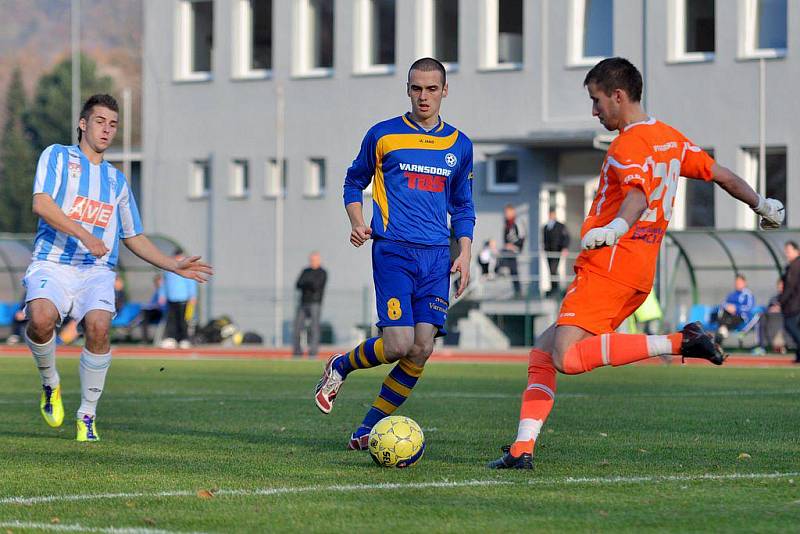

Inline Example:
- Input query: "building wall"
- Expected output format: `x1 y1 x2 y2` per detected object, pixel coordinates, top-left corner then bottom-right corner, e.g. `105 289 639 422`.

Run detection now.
143 0 797 341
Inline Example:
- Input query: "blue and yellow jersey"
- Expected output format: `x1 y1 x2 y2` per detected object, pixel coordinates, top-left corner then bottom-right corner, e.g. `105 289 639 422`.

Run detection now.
343 113 475 246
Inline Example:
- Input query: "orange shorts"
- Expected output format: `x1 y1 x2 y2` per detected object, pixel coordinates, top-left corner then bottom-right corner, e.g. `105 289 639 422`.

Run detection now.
557 268 649 335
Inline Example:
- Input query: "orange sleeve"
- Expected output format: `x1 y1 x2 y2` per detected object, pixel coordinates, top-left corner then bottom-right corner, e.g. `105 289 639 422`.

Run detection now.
607 137 654 198
681 140 715 181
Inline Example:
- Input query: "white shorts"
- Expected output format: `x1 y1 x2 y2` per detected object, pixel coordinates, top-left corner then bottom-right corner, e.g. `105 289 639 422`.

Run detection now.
23 261 116 324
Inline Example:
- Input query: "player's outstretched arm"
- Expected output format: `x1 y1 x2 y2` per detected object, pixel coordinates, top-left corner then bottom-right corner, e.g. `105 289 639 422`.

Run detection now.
345 202 372 247
711 163 785 229
32 193 109 257
581 189 647 250
122 235 213 283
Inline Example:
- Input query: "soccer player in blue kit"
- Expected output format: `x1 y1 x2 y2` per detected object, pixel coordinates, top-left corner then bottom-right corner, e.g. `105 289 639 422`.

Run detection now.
23 94 213 441
315 58 476 450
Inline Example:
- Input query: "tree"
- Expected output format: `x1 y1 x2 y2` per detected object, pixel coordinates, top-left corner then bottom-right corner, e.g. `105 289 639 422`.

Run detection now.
0 67 38 233
25 53 114 153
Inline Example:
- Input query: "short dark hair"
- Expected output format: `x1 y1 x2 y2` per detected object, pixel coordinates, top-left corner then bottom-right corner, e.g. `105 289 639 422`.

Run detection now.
77 94 119 142
408 57 446 85
583 57 643 103
786 240 799 251
736 274 747 282
174 246 184 256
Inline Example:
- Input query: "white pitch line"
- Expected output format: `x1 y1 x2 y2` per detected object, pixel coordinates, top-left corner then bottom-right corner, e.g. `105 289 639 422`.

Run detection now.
533 471 800 486
0 480 509 506
0 520 206 534
1 472 796 507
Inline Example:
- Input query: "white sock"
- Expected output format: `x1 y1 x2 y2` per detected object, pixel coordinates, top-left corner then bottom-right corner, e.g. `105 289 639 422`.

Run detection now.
78 348 112 418
515 418 544 443
24 330 59 387
645 335 674 356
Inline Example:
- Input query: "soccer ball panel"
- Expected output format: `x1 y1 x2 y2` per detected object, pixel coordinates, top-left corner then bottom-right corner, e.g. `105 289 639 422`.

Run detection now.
368 416 425 468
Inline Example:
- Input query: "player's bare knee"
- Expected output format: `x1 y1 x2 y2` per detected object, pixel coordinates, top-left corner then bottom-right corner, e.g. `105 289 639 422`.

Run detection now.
26 315 56 343
406 342 433 366
383 338 413 362
84 322 111 353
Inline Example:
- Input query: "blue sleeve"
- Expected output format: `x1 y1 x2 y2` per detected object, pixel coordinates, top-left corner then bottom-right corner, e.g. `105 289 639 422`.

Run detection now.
448 138 476 241
343 128 378 206
189 279 198 299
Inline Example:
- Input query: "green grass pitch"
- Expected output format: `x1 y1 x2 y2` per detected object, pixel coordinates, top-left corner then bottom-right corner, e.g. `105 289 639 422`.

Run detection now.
0 356 798 532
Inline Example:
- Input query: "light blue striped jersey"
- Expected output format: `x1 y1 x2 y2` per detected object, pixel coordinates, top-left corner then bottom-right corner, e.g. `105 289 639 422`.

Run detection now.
32 144 143 268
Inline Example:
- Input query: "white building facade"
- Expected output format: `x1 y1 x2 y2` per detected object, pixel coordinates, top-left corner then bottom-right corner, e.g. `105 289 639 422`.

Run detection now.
142 0 797 343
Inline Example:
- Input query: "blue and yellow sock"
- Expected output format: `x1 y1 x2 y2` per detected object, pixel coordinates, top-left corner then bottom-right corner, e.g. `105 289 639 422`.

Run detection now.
334 337 388 377
357 358 425 434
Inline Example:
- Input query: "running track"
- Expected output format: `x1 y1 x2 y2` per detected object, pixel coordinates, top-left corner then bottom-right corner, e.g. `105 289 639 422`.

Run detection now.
0 345 794 367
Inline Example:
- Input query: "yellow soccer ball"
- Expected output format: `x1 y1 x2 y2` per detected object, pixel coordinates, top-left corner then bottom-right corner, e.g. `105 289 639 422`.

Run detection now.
368 415 426 468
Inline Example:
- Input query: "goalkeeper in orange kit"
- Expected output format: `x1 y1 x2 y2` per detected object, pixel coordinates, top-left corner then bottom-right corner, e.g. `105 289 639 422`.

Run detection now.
488 57 785 469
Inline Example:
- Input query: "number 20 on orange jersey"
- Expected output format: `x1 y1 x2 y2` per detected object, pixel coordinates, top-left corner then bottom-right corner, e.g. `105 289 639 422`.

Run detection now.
640 158 681 223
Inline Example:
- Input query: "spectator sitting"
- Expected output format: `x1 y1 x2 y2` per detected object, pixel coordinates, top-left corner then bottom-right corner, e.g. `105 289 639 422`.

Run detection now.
135 274 164 344
715 274 755 343
7 294 27 345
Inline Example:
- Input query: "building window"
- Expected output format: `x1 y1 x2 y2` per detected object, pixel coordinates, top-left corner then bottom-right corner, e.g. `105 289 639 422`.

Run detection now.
481 0 523 70
176 0 214 81
233 0 272 78
684 179 715 228
487 155 519 193
740 0 787 59
569 0 613 66
668 0 714 62
741 147 787 227
416 0 459 66
305 158 326 197
293 0 335 77
189 160 211 198
265 158 287 198
354 0 396 74
230 159 250 198
670 148 717 230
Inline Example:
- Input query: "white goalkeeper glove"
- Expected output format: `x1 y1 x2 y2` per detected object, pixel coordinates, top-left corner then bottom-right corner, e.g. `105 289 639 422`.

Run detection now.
753 195 785 229
581 217 629 250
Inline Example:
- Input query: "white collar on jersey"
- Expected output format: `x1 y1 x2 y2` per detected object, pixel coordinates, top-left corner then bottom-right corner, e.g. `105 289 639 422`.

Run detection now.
622 117 656 132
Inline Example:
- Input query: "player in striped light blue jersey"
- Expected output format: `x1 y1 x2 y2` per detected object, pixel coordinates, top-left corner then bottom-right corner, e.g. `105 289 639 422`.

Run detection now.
23 94 213 441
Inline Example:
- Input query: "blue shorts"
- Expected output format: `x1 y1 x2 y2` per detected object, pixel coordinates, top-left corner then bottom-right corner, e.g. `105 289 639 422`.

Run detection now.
372 239 450 336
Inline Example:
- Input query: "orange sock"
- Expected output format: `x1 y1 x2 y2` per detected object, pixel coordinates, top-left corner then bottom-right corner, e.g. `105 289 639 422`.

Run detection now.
561 332 682 375
509 349 556 457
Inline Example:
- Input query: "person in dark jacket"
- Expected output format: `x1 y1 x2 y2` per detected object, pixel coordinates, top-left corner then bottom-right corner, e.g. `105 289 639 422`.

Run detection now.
498 204 525 298
292 251 328 358
779 241 800 363
542 209 570 297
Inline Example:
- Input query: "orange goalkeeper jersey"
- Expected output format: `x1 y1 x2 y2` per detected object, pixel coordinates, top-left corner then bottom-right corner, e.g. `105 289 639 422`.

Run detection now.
575 118 715 292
